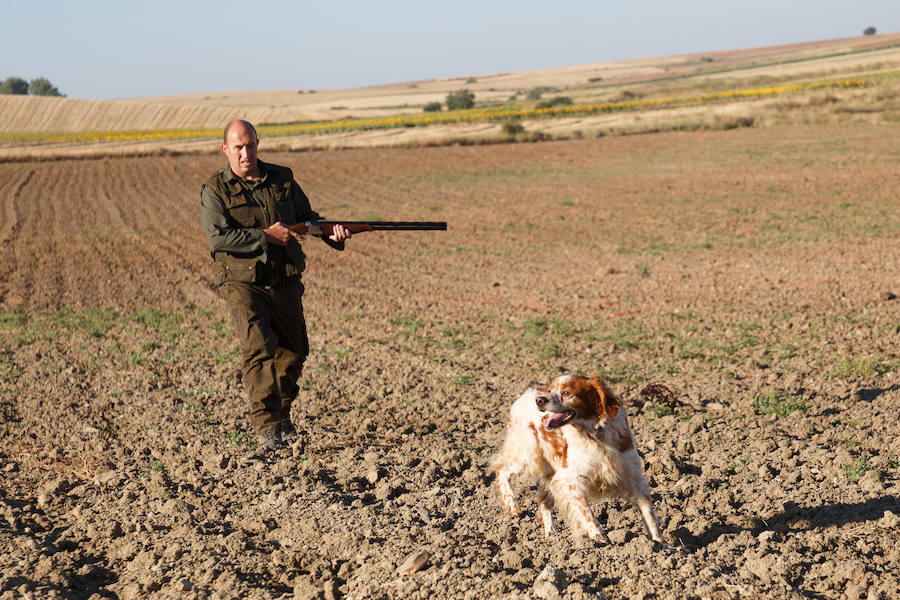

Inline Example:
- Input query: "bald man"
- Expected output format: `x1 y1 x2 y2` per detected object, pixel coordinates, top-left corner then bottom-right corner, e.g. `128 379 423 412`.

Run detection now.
201 119 351 450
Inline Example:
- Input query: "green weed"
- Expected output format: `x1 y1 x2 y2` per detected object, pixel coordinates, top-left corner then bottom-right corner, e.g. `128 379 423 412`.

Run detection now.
132 308 183 343
599 321 647 351
830 356 891 379
212 322 232 339
754 391 806 417
728 457 749 473
597 360 645 385
840 454 872 482
224 428 257 451
0 309 26 329
517 317 578 362
441 325 469 351
140 341 161 353
776 343 799 360
214 350 239 365
645 404 675 420
451 374 473 386
139 458 169 480
390 315 424 337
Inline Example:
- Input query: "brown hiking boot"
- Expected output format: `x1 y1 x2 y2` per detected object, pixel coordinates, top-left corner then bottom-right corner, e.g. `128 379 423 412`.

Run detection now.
278 419 300 447
256 427 282 451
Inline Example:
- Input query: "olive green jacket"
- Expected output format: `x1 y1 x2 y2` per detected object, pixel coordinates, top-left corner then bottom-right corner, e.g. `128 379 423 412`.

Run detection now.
200 161 343 286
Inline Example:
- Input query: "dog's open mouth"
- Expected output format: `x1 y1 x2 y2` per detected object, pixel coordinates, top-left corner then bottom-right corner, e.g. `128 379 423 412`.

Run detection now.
542 409 575 429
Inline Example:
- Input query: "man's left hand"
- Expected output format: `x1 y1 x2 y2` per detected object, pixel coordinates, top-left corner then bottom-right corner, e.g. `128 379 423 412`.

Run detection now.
329 224 352 243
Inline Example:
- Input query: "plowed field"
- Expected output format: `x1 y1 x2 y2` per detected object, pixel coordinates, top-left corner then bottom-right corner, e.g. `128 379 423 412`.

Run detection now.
1 124 898 599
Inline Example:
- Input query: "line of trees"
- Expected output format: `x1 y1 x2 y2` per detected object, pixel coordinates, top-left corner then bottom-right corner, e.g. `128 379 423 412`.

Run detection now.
0 76 65 97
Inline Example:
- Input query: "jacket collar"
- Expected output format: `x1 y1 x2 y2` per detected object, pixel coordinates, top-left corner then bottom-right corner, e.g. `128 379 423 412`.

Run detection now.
223 161 269 186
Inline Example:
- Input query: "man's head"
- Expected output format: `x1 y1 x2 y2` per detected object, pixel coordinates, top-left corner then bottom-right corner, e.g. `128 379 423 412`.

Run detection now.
222 119 259 179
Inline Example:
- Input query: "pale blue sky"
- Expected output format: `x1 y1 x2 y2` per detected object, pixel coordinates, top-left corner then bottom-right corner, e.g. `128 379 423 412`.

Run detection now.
4 0 898 100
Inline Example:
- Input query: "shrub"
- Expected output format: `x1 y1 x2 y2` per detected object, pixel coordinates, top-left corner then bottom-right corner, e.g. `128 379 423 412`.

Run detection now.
423 101 442 113
526 86 556 100
536 96 573 109
864 26 877 35
446 89 475 110
0 76 28 95
29 77 64 97
502 121 524 136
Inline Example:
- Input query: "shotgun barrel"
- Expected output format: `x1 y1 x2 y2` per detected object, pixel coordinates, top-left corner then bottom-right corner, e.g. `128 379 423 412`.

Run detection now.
289 221 447 236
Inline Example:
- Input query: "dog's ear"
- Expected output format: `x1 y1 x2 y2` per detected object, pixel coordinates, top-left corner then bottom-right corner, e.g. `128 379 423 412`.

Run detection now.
589 376 619 419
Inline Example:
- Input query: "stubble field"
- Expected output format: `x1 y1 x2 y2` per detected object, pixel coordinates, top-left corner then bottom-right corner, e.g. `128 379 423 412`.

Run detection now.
0 123 899 599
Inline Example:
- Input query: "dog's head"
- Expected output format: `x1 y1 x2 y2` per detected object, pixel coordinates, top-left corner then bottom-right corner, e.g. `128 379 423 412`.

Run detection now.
534 374 619 430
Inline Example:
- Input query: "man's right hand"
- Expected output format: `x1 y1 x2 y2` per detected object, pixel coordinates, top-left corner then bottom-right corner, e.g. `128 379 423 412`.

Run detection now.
262 222 292 246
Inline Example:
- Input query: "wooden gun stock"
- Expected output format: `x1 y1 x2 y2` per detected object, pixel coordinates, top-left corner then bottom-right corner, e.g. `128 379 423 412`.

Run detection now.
288 221 447 236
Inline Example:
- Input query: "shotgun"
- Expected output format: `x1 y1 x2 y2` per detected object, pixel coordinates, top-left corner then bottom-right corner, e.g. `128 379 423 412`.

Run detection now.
288 220 447 236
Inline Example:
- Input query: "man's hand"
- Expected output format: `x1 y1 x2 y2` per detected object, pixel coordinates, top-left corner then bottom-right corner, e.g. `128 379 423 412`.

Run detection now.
329 223 352 243
263 222 292 246
267 222 351 245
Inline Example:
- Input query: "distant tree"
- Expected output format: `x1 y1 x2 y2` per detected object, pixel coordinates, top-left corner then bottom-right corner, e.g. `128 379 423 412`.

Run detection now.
526 86 556 100
864 26 877 35
423 101 442 112
502 121 524 136
446 89 475 111
29 77 64 97
536 96 573 109
0 76 29 95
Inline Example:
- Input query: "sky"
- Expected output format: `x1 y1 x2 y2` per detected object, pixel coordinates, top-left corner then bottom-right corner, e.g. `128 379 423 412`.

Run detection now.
4 0 899 100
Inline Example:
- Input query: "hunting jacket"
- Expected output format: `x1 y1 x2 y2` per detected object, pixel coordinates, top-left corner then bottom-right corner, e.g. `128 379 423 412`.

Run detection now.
201 161 343 287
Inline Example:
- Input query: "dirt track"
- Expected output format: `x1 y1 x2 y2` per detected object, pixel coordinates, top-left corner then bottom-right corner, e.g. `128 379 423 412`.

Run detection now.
1 124 898 599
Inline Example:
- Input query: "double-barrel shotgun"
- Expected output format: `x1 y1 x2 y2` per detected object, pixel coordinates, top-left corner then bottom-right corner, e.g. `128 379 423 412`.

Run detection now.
288 220 447 236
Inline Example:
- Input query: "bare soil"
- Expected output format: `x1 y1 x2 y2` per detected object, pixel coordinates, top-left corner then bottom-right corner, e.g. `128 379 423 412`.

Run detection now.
0 124 898 599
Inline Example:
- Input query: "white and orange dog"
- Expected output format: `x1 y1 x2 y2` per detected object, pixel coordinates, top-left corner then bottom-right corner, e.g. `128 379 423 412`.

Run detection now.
492 374 670 547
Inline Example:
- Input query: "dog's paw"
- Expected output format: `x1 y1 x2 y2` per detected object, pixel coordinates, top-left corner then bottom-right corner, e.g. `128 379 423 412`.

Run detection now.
501 500 521 516
654 540 681 554
586 529 610 545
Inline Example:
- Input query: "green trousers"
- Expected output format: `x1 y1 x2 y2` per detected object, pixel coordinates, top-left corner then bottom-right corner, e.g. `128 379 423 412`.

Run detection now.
219 282 309 434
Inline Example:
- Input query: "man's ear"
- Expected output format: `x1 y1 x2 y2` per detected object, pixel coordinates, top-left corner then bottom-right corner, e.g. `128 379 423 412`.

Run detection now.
590 376 619 419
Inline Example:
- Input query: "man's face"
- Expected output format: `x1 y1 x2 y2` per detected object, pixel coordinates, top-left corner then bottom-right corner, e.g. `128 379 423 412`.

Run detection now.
222 125 259 178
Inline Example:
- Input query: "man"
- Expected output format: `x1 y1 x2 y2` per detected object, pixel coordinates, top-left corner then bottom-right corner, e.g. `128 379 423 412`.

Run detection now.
201 119 351 450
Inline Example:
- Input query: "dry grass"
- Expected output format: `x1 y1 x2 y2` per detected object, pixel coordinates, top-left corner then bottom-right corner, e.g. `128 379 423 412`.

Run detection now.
3 32 900 162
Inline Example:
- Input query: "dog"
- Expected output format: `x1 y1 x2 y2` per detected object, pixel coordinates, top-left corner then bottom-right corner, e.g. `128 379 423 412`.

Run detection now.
492 374 670 548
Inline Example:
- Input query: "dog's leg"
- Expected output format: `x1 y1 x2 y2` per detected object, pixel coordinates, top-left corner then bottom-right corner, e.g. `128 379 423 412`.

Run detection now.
573 495 609 543
536 487 557 537
556 481 609 543
634 494 671 548
494 463 522 516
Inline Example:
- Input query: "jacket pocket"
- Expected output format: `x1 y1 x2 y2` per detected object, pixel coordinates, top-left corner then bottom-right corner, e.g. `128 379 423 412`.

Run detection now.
227 204 262 228
216 254 258 285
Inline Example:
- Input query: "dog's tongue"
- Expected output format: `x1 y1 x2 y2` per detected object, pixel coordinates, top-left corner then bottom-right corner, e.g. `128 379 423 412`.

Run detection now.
542 412 568 429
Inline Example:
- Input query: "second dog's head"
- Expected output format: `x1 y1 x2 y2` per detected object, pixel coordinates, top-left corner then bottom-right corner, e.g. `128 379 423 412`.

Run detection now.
535 374 620 429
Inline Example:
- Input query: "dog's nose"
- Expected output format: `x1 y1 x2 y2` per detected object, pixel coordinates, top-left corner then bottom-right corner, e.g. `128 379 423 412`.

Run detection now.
535 395 547 409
